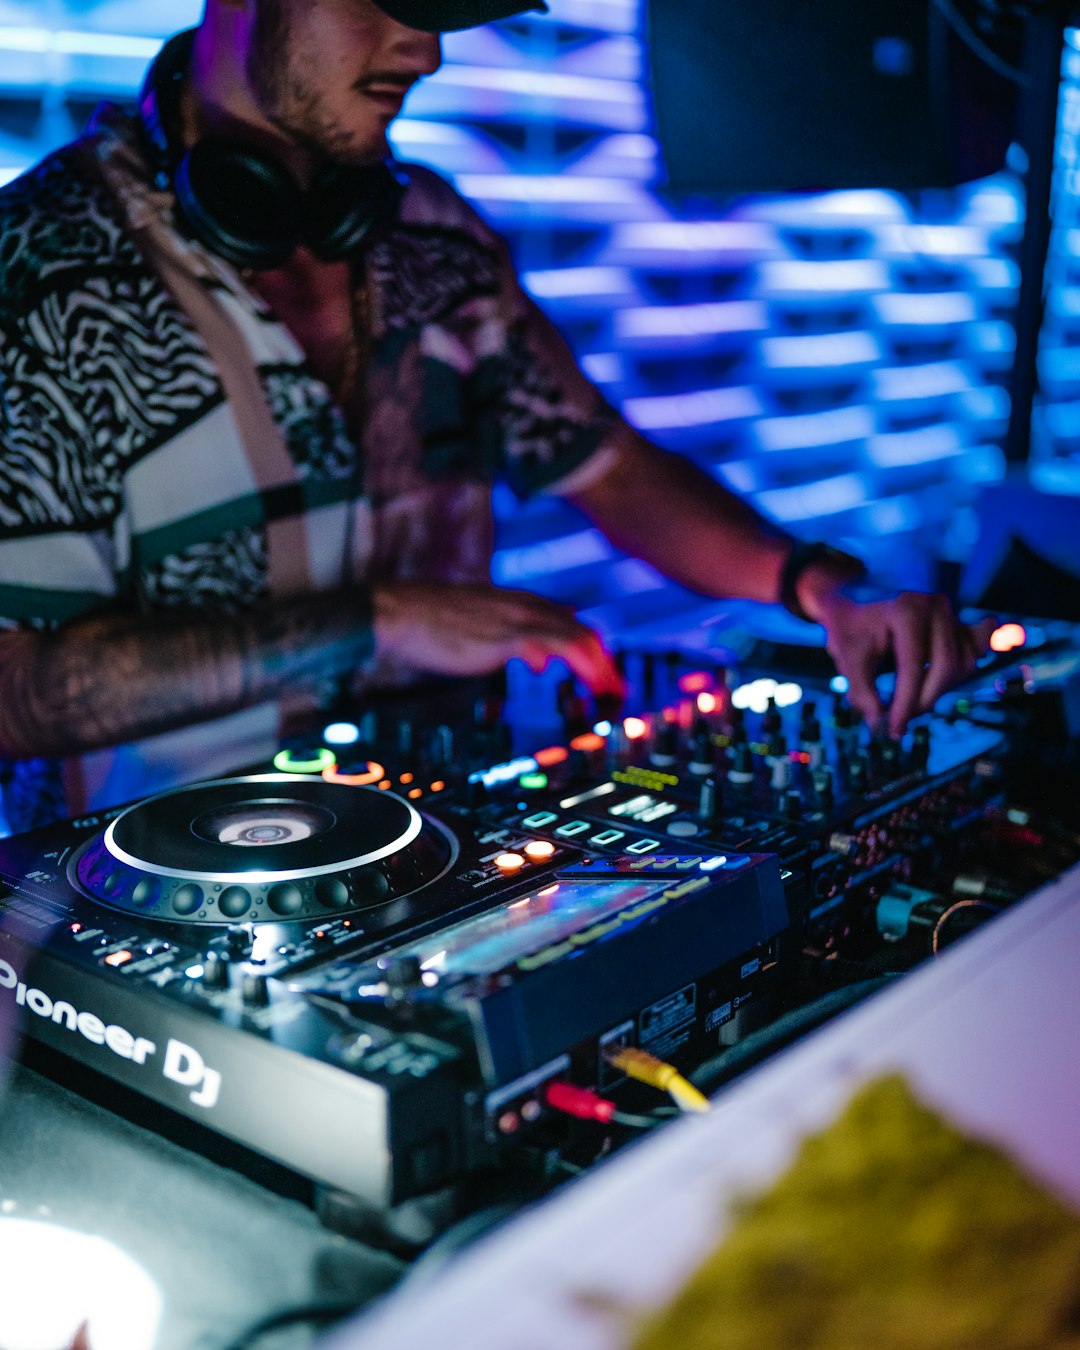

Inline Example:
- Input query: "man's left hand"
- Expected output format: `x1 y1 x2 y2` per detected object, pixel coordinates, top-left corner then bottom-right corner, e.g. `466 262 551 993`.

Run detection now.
812 588 997 737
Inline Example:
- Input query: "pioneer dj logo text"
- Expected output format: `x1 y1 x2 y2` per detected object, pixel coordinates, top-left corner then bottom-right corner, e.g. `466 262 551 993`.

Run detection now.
0 958 222 1109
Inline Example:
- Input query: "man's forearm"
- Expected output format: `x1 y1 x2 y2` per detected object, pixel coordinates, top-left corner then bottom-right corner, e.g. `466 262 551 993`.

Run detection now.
569 431 866 611
0 589 374 760
569 431 795 603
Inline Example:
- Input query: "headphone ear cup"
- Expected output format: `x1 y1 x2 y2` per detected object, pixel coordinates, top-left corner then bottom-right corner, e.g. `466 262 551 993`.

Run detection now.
303 160 409 263
174 140 305 271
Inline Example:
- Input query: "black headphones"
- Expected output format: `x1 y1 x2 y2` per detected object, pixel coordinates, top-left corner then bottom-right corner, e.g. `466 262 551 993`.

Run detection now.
139 30 409 272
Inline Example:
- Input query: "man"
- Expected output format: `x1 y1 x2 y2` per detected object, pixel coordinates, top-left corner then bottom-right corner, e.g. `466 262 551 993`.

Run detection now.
0 0 991 831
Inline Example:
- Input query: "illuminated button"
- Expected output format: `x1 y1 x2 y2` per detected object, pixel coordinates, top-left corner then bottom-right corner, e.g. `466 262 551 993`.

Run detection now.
626 838 661 854
323 761 385 787
523 811 558 828
697 692 719 715
700 856 729 872
378 779 392 790
274 747 336 775
623 717 648 741
590 829 625 847
524 840 556 862
495 853 526 872
519 773 549 791
593 720 613 737
667 820 702 838
555 820 591 838
323 721 361 746
430 781 446 793
408 788 423 800
104 950 133 968
990 622 1027 653
570 733 605 753
535 746 570 768
400 773 414 785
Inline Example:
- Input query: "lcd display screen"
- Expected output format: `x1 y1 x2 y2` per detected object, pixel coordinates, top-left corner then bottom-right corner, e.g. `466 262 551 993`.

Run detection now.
388 878 670 978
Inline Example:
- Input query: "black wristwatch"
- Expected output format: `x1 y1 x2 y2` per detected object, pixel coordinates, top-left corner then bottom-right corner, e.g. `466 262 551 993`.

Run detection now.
778 540 867 624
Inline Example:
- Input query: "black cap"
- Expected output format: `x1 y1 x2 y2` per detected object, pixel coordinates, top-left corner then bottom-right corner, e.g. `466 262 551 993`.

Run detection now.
374 0 547 31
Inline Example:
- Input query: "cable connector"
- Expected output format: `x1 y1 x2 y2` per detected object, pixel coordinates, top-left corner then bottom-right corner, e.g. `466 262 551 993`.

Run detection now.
605 1047 710 1114
542 1081 617 1124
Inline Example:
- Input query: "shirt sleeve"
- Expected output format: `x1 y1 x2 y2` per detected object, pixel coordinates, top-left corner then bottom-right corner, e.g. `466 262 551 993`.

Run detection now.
392 166 623 501
485 231 623 501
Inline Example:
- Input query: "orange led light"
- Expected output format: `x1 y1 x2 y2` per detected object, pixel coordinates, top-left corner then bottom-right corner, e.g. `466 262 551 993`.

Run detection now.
105 951 133 968
430 781 446 793
399 772 415 785
697 692 719 715
323 761 385 787
408 788 423 800
570 732 605 753
990 622 1027 654
524 840 556 861
378 779 392 791
535 745 570 768
624 716 648 741
495 852 526 872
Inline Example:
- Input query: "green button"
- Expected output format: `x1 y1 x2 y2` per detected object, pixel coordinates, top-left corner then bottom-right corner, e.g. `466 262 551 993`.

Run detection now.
274 748 337 775
519 772 549 791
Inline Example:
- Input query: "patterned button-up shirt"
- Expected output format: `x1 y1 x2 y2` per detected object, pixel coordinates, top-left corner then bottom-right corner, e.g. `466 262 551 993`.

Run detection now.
0 104 621 831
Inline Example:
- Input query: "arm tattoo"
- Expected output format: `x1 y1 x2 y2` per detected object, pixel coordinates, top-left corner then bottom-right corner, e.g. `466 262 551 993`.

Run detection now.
0 589 375 760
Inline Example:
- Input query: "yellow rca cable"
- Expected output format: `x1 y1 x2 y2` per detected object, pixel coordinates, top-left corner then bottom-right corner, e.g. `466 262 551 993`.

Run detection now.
605 1046 711 1114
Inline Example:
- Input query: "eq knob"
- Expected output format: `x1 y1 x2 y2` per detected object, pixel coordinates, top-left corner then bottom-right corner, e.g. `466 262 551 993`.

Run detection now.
650 721 678 768
242 972 270 1008
202 952 231 992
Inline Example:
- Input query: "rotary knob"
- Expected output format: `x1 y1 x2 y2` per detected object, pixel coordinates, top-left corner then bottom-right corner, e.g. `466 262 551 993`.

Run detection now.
202 952 231 991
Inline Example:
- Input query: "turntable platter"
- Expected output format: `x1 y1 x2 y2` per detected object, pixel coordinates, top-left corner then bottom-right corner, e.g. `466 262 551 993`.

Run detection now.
71 775 457 926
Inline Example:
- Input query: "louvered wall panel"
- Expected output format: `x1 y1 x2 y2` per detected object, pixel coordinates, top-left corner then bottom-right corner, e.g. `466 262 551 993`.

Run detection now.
0 1 1036 632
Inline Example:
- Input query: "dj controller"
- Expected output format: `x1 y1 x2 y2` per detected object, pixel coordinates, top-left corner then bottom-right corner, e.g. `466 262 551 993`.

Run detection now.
1 622 1078 1236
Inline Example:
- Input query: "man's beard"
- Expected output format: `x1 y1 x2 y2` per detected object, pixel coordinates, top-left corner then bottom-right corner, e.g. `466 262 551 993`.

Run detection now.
246 0 387 166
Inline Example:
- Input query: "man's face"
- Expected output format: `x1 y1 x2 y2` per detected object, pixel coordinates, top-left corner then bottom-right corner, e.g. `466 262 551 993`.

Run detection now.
247 0 442 163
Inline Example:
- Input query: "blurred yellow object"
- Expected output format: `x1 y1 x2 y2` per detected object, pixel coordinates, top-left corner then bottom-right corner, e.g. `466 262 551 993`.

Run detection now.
632 1074 1080 1350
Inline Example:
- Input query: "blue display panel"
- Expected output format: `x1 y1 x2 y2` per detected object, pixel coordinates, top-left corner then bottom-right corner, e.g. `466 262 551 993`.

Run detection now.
379 875 669 978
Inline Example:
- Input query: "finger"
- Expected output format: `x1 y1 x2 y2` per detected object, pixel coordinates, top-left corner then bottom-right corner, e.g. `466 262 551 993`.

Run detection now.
887 600 931 738
518 637 552 675
836 640 885 729
915 604 969 717
548 629 625 698
967 616 999 656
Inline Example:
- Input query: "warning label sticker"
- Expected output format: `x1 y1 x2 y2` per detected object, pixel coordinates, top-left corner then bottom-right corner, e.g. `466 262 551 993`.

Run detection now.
640 984 696 1050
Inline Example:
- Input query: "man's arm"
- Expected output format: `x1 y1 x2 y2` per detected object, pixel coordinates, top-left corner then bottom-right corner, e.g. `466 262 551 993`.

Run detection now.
567 430 993 736
0 581 624 762
0 591 376 760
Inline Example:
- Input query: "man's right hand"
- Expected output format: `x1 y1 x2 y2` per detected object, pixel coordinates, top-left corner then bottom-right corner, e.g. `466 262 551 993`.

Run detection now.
372 581 625 699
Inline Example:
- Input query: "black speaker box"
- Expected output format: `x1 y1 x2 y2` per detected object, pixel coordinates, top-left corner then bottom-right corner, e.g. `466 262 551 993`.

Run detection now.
646 0 1020 193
